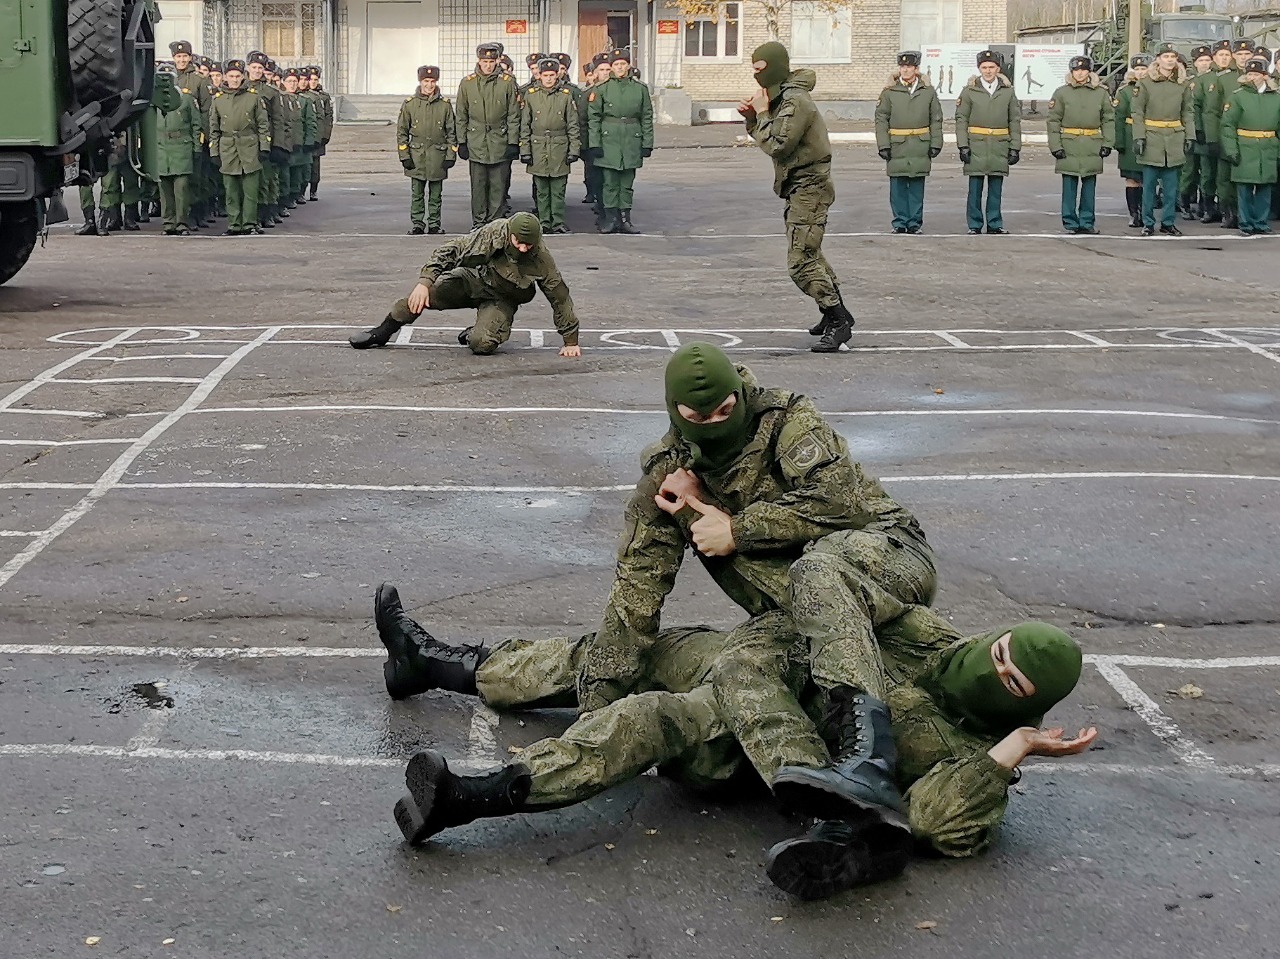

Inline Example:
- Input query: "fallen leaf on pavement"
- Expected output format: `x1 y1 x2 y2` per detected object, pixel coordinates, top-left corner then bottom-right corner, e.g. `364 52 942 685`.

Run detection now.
386 904 402 914
915 920 938 931
1173 683 1203 699
85 937 101 946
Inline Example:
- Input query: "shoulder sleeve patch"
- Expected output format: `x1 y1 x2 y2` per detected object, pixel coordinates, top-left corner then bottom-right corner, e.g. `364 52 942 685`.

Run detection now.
779 431 835 478
1048 99 1055 108
589 92 596 102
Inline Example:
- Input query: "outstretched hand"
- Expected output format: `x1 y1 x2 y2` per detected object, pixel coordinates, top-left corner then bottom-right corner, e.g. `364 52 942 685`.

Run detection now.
1022 726 1098 757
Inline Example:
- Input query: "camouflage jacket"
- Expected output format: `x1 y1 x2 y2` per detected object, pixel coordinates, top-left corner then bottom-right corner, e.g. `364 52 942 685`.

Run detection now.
417 218 579 344
577 367 924 710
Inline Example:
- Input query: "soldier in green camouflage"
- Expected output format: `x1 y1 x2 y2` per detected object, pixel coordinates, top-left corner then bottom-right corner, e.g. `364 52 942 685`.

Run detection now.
347 213 580 356
373 585 1092 899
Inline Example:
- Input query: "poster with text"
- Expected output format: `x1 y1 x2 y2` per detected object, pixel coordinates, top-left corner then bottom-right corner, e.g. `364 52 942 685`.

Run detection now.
921 45 995 98
1015 44 1085 100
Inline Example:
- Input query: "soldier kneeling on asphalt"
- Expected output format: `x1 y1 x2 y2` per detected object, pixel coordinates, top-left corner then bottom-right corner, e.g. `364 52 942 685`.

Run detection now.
348 213 581 357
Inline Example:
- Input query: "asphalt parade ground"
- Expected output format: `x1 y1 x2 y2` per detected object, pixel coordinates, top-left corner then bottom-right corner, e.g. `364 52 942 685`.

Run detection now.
2 128 1279 958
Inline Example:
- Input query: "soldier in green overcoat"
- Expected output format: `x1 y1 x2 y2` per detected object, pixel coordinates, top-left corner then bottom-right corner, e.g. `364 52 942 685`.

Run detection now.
520 57 582 233
1132 43 1196 236
170 41 214 227
456 42 521 229
1220 58 1280 235
152 67 203 235
1195 41 1238 224
1047 55 1115 234
306 66 334 201
209 60 271 236
244 53 283 228
285 68 318 206
556 53 590 206
586 48 655 234
581 55 612 212
1113 55 1149 227
397 66 456 235
874 51 943 233
1177 45 1214 219
955 49 1021 234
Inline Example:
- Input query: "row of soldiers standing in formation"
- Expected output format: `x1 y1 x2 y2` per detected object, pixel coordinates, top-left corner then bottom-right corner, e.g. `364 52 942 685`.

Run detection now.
873 39 1280 236
76 41 336 237
396 43 654 236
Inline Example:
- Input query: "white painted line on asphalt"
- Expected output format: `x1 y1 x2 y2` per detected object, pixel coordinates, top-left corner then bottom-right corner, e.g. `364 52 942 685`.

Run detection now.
529 329 545 348
50 376 206 385
0 328 280 593
83 354 234 362
0 408 106 418
1064 331 1117 346
0 328 140 412
1205 329 1280 368
393 325 414 345
466 705 502 768
933 331 972 348
1093 661 1220 770
1 644 1276 669
0 438 137 447
0 531 42 538
0 482 91 490
267 339 1246 354
125 701 173 751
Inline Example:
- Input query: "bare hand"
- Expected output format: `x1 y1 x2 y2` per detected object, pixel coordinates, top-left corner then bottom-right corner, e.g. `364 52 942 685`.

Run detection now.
1022 726 1098 757
559 344 581 358
749 87 770 117
656 467 702 506
406 282 431 314
686 494 735 557
736 96 756 120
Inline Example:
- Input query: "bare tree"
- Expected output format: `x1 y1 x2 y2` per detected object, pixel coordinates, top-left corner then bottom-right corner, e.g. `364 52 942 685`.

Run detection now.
668 0 853 44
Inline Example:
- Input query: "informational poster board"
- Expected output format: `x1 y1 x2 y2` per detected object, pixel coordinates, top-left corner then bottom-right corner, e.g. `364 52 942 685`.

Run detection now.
920 44 994 98
1014 44 1086 100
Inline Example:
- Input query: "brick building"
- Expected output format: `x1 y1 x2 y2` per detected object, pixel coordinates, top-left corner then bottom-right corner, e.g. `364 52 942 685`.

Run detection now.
151 0 1008 119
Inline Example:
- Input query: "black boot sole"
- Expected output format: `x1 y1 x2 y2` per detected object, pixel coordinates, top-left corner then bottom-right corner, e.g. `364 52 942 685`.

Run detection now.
395 751 449 845
771 768 910 831
766 834 869 900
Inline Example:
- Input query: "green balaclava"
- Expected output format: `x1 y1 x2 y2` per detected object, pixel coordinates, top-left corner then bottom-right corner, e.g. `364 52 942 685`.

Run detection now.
664 343 750 471
752 41 791 96
930 622 1083 734
507 212 542 249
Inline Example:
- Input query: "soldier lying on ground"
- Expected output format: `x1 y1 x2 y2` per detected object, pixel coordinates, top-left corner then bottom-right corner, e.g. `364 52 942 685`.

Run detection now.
347 212 580 357
373 585 1094 900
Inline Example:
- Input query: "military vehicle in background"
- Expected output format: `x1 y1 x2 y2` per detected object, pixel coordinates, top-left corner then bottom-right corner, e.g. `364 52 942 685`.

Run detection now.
0 0 158 286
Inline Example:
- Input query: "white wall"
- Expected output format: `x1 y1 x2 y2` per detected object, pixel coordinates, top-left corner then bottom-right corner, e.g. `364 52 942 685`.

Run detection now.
154 0 204 55
348 0 440 94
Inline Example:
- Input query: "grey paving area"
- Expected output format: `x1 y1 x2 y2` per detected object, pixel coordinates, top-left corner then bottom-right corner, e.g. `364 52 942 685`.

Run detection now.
2 129 1279 958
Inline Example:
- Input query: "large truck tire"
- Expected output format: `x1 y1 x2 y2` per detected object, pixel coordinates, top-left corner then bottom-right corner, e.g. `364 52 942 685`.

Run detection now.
0 201 41 287
68 0 126 106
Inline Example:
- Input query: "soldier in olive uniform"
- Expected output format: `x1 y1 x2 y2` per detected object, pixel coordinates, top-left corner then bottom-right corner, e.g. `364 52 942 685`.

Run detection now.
152 65 203 235
246 52 286 228
955 50 1021 235
306 67 335 201
1196 40 1237 224
587 49 655 234
456 43 521 229
1177 44 1214 219
1221 57 1280 235
581 54 612 211
1047 55 1115 234
209 59 271 236
520 57 581 233
1114 54 1150 227
1132 42 1196 236
284 68 318 206
875 51 943 234
348 213 580 357
170 41 213 227
98 127 142 231
739 42 854 354
397 66 457 235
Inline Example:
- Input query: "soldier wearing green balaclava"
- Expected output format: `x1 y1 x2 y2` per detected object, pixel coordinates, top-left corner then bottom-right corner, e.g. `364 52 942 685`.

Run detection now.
347 213 581 357
739 43 855 353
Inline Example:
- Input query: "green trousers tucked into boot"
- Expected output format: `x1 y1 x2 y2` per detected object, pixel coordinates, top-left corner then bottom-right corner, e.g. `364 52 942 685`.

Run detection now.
468 161 506 228
159 174 191 231
410 178 443 230
222 170 261 232
600 167 636 210
388 266 536 355
310 155 321 195
533 174 567 230
101 164 142 208
1215 154 1236 214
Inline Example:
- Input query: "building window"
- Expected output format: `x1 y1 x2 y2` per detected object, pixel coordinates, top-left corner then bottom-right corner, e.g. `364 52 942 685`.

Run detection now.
262 2 319 59
791 2 851 63
900 0 962 48
684 2 740 61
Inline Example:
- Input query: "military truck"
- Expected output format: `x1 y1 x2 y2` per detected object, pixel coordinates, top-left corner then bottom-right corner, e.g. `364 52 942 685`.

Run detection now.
0 0 157 285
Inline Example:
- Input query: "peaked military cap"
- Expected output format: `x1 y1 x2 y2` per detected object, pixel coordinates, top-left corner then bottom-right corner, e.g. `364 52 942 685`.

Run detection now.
1213 39 1233 53
1069 55 1092 71
897 50 922 67
1232 39 1254 53
537 56 560 73
1245 57 1271 73
976 49 1000 66
1130 53 1152 67
223 58 246 74
417 65 440 81
169 40 193 56
1190 44 1212 60
609 48 631 63
247 50 269 66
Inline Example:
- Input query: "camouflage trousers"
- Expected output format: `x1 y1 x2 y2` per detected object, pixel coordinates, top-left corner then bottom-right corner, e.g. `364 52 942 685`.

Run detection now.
783 177 841 311
389 267 537 355
476 614 805 807
713 527 937 781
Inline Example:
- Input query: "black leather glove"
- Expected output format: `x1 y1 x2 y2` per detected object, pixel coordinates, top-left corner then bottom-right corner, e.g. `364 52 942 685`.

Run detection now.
567 153 578 163
258 150 270 162
878 147 892 161
1007 149 1020 165
457 143 469 161
1099 145 1113 158
1196 129 1207 144
1133 138 1146 156
504 143 520 161
1183 139 1195 154
958 146 971 164
401 156 415 171
641 147 652 158
519 154 532 165
928 146 942 158
587 146 604 159
1225 152 1241 165
1050 149 1066 160
270 146 289 164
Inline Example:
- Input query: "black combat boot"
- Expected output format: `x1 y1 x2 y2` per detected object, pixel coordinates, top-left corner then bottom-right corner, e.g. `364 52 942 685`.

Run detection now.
1181 192 1198 221
374 583 488 699
765 818 913 900
348 315 401 349
75 209 99 236
808 311 832 337
122 204 140 231
1125 187 1142 227
457 327 473 346
771 687 908 829
394 749 532 845
810 303 854 353
811 297 855 337
1221 207 1238 229
616 210 641 234
272 205 284 225
1200 199 1220 223
1159 223 1183 237
407 224 425 235
136 202 150 223
597 208 620 234
148 201 161 218
101 205 123 232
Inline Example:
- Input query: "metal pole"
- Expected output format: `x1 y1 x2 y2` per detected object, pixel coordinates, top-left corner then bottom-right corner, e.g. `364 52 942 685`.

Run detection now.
1128 0 1143 60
